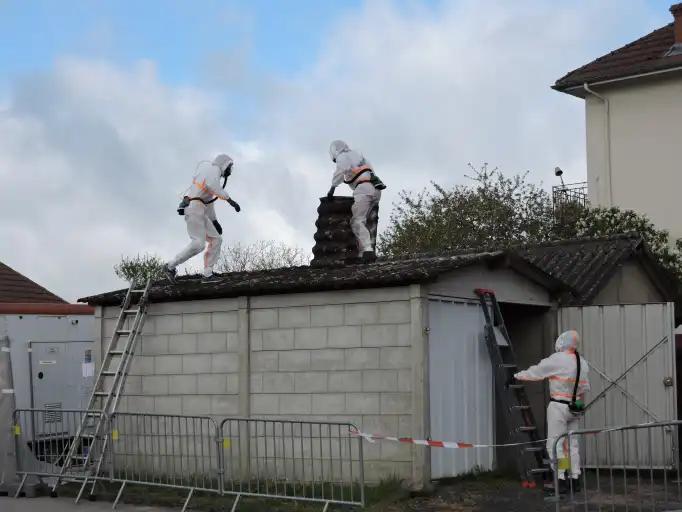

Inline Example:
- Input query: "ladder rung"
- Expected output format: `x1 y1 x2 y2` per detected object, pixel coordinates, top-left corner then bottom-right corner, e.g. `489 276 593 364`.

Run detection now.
530 467 549 474
525 446 544 452
108 350 125 356
518 426 537 432
101 371 117 376
94 391 110 397
85 411 104 418
131 289 146 293
79 434 104 440
512 405 530 411
508 383 524 389
62 476 88 483
123 309 139 315
116 330 131 335
500 363 517 368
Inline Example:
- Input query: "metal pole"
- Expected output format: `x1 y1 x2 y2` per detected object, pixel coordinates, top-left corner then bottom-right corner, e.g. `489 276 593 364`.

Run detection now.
0 336 19 495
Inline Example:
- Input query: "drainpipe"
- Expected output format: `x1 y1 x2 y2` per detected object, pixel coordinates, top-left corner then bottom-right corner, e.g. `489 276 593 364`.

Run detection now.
583 82 613 206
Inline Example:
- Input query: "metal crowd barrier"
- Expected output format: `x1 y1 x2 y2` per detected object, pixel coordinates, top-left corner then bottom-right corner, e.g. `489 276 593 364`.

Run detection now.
220 417 365 510
12 409 108 488
11 409 365 511
106 412 221 509
549 420 682 511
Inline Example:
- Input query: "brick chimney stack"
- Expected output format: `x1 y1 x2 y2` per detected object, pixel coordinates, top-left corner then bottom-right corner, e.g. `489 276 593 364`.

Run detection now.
671 3 682 44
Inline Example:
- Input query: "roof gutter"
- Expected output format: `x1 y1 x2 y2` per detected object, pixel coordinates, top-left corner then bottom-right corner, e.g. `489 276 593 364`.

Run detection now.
583 82 613 206
561 64 682 94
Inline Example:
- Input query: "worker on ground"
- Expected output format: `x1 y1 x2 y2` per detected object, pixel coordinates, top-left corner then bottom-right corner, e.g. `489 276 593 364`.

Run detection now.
514 330 590 493
326 140 386 264
163 154 241 284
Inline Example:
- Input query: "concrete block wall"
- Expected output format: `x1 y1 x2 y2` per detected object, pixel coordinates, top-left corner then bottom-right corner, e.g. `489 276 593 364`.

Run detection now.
96 286 426 484
248 289 416 481
99 298 242 419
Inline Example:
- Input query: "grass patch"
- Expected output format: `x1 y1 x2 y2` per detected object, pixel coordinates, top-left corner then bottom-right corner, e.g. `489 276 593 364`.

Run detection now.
53 473 520 510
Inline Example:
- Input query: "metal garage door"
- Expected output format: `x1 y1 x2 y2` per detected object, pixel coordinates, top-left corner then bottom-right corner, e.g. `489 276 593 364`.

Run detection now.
558 303 677 468
429 299 494 478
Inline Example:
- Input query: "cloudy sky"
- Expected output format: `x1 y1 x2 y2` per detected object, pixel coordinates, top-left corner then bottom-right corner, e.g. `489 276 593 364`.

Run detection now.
0 0 673 301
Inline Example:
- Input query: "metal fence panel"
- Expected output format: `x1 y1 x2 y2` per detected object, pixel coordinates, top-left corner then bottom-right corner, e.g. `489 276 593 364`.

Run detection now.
558 303 677 468
550 420 682 511
13 408 107 481
12 409 365 509
108 412 221 493
220 417 365 507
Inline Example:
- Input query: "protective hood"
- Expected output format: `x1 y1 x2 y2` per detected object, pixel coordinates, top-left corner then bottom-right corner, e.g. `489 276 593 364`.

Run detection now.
555 330 579 352
329 140 350 162
213 154 234 175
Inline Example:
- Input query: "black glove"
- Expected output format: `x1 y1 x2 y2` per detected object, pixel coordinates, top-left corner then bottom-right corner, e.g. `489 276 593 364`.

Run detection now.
212 219 223 235
227 198 241 212
326 186 336 199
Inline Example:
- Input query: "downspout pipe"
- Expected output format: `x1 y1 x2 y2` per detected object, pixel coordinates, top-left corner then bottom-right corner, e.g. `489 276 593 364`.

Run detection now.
583 82 613 206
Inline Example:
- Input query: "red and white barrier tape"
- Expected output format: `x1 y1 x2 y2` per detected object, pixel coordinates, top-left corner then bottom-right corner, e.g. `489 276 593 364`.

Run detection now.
350 420 673 450
350 428 547 449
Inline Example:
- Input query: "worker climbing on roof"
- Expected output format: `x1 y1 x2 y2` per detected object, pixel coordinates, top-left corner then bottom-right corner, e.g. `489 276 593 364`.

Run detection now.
514 330 590 494
326 140 386 264
163 154 241 284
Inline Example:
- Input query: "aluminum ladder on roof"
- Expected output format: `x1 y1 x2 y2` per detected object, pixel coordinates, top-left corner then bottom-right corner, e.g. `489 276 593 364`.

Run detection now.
474 288 549 488
50 278 153 499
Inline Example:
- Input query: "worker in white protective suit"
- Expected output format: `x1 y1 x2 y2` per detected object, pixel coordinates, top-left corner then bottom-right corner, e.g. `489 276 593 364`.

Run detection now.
514 330 590 492
163 154 241 283
327 140 385 264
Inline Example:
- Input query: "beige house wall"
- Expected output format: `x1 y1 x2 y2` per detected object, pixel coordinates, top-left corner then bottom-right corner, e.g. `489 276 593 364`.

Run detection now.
585 74 682 241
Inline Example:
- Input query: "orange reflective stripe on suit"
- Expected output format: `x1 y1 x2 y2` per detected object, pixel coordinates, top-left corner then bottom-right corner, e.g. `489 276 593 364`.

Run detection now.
351 164 371 176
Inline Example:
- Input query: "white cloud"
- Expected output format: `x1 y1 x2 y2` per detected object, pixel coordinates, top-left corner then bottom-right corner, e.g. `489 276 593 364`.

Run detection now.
0 58 293 300
0 0 662 301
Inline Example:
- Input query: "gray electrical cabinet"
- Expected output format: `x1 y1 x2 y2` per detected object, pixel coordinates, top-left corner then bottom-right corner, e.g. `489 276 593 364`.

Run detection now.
0 311 95 493
0 313 95 440
29 341 94 435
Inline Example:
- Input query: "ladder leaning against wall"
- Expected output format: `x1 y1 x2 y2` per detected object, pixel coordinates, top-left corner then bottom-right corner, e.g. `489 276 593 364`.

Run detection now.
51 278 153 499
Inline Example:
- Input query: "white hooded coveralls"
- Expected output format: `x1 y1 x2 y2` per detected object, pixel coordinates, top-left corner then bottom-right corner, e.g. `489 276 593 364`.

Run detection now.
514 330 590 479
330 141 381 255
168 155 232 277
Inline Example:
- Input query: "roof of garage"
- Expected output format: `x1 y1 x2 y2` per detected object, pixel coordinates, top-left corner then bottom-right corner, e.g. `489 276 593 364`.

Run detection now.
81 233 676 308
80 251 561 306
518 233 675 304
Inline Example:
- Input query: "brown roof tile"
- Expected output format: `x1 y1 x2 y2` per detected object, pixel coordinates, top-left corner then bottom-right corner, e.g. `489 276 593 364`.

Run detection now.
555 23 682 91
0 262 66 304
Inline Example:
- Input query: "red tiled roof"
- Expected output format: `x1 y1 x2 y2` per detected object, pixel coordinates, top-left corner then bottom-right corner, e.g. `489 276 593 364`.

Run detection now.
0 262 66 304
554 22 682 91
